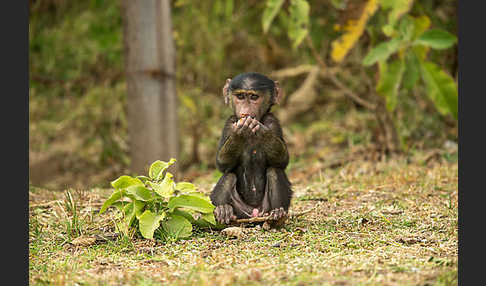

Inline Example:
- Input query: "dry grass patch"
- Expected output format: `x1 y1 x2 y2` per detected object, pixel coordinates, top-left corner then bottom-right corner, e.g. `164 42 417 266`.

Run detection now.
29 153 457 286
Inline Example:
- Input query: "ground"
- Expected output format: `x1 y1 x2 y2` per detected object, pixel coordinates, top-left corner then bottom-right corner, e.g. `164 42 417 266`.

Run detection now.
29 149 457 286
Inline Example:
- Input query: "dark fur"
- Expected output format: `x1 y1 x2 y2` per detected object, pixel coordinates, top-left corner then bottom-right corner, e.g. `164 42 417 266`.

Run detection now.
229 72 276 94
210 73 292 223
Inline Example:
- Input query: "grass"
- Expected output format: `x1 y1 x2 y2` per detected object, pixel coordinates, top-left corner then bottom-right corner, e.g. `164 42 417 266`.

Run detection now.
29 149 457 286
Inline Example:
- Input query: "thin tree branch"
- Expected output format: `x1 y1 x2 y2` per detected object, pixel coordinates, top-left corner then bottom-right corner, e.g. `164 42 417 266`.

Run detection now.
270 65 316 79
327 73 377 110
305 35 377 110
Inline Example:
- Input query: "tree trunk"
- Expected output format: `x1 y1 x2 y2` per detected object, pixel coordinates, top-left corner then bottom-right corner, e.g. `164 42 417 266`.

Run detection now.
122 0 179 175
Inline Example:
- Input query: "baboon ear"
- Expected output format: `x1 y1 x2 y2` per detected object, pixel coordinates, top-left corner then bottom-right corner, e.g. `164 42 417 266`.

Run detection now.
273 81 283 105
222 78 232 105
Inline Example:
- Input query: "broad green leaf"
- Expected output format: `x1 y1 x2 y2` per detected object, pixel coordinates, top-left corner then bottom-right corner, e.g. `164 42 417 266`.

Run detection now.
191 216 213 228
168 194 215 214
288 0 310 49
148 159 176 181
172 209 216 228
172 209 196 223
150 172 174 198
162 214 193 239
138 210 166 239
99 190 125 214
111 176 144 190
134 201 146 217
148 182 164 197
174 182 196 192
123 201 146 226
111 201 129 212
362 37 402 66
415 29 457 50
201 212 217 226
403 50 420 90
262 0 285 34
420 61 458 120
125 185 153 201
183 191 212 203
136 175 151 184
376 59 406 112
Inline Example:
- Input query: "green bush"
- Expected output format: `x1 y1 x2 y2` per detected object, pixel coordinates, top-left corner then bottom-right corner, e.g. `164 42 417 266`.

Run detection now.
99 159 219 241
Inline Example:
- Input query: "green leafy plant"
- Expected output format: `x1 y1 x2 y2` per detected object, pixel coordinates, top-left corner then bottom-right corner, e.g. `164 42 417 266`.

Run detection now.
63 189 83 238
262 0 457 120
99 159 218 240
261 0 457 151
363 6 458 120
262 0 310 49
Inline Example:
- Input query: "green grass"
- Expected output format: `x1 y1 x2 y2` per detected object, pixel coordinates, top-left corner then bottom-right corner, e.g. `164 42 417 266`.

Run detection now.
29 150 457 286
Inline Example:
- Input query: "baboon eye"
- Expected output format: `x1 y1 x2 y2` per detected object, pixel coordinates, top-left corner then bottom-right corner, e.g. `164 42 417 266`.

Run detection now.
250 94 259 101
235 94 245 100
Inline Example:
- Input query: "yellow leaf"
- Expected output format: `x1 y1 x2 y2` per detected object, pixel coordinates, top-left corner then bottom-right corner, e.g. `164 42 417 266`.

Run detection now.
180 94 197 114
331 0 380 63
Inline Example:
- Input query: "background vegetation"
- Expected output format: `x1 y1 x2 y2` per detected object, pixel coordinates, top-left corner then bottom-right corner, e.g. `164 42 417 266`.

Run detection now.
29 0 457 190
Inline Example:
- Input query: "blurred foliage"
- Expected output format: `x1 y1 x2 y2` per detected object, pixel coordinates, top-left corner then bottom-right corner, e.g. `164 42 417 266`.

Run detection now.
29 0 457 189
99 159 219 241
331 0 379 63
263 0 457 150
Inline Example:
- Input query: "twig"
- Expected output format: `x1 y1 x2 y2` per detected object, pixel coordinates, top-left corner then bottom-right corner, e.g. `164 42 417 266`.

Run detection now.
305 35 377 110
29 200 104 209
233 216 272 224
289 204 320 218
232 203 320 224
270 65 316 79
327 73 377 110
305 36 328 72
278 66 321 123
